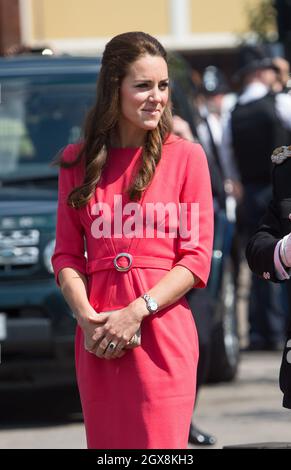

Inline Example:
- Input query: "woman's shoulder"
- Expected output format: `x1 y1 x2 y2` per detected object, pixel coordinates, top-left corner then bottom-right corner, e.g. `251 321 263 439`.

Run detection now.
163 133 206 163
58 142 85 186
164 132 203 150
60 141 84 164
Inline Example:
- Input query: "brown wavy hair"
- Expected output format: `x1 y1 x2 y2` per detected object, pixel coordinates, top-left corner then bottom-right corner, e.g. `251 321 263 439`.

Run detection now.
59 31 172 208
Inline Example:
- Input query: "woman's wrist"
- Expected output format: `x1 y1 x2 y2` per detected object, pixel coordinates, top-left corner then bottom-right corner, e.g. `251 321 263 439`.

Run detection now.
60 281 93 328
72 303 96 328
128 297 151 321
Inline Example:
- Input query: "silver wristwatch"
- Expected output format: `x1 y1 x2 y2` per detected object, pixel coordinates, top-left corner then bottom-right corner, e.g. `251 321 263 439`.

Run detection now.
141 293 158 314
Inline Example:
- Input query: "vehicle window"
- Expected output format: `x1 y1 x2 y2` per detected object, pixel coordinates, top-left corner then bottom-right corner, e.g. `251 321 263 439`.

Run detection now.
0 76 96 179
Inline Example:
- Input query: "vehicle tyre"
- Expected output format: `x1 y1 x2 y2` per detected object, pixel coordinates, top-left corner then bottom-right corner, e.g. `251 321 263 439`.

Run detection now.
207 257 240 383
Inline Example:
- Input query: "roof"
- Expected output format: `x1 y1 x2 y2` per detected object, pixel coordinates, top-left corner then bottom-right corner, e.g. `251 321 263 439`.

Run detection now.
0 55 101 78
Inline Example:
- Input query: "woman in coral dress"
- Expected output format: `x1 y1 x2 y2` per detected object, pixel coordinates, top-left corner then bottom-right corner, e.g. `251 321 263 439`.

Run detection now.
52 32 213 449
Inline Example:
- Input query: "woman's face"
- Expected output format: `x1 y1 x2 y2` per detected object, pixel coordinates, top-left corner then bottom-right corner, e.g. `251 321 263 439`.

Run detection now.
119 54 169 133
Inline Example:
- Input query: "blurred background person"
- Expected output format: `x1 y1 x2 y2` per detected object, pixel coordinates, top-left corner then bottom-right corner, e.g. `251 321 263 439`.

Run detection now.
173 65 244 445
195 66 242 211
271 56 290 93
172 114 216 446
195 66 242 283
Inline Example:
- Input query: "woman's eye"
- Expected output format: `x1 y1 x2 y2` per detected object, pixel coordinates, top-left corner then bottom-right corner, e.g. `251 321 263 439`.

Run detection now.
136 82 169 89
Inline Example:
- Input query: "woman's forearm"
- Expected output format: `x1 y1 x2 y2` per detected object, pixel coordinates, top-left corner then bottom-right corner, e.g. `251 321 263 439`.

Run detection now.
59 265 198 325
128 265 198 319
58 267 95 327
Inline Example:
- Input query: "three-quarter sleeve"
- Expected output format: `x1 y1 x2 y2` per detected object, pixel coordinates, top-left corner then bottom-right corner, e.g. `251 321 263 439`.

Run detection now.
174 143 214 288
51 144 87 286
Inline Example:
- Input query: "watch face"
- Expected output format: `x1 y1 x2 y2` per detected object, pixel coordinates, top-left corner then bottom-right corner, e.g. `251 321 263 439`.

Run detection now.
148 299 158 312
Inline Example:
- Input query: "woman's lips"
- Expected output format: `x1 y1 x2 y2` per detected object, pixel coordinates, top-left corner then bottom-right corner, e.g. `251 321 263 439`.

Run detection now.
142 109 160 114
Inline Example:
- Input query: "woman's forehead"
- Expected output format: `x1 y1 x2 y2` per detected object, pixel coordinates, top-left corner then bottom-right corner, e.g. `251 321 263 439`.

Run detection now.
126 54 168 79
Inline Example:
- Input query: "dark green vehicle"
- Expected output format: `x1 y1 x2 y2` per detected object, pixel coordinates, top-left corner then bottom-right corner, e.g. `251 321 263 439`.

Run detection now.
0 56 101 387
0 54 239 388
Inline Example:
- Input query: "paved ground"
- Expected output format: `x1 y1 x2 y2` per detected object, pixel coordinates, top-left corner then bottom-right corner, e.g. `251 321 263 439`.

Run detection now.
0 350 290 449
192 350 291 449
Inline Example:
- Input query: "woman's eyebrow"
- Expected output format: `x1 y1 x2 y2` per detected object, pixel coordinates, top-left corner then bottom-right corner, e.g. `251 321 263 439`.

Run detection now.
133 78 169 83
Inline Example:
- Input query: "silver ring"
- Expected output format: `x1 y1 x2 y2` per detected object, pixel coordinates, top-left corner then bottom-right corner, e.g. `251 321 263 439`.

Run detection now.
113 252 133 272
108 342 116 351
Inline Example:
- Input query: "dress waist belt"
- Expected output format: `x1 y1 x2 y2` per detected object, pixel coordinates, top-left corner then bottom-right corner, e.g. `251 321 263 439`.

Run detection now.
86 254 175 275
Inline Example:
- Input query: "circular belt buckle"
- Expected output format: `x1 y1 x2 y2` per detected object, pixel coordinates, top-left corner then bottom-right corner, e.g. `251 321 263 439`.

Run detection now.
113 252 133 272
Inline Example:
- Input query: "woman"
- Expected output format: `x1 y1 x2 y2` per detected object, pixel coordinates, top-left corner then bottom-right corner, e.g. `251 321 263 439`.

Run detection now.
52 31 213 449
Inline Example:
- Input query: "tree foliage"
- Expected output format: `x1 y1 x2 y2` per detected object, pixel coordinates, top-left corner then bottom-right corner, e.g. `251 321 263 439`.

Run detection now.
247 0 277 41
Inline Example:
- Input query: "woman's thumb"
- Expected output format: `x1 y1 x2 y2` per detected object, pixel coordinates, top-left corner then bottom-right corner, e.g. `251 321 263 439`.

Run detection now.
88 312 108 323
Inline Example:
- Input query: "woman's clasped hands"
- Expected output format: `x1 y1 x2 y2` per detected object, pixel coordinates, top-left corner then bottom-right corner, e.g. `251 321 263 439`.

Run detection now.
83 307 143 360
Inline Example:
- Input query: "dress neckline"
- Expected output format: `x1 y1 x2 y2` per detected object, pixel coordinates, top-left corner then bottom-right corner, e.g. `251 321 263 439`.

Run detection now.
108 133 178 152
109 146 142 151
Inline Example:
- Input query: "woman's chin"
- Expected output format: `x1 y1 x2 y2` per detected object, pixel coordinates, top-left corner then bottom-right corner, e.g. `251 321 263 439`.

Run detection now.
140 121 160 131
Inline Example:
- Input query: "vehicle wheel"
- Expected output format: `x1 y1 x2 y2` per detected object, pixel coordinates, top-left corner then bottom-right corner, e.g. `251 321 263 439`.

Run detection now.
207 258 240 383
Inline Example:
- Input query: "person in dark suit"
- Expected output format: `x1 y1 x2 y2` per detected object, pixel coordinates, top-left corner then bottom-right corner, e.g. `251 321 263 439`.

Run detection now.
246 145 291 408
172 114 217 446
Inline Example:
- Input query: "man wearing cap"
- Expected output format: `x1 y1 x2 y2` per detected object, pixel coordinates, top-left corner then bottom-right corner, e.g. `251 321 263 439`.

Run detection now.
246 145 291 408
221 47 291 351
196 66 231 209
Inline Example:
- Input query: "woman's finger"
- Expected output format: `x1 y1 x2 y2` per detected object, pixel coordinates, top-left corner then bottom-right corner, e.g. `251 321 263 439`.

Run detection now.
95 335 113 358
109 341 125 359
103 339 120 359
88 313 109 324
114 349 126 359
92 325 106 342
84 338 96 353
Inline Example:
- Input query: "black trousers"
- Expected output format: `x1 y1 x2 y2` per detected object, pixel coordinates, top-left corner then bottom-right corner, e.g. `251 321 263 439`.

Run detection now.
186 288 213 396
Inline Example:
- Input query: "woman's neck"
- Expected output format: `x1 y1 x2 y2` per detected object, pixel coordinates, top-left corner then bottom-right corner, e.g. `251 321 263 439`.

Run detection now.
111 124 147 148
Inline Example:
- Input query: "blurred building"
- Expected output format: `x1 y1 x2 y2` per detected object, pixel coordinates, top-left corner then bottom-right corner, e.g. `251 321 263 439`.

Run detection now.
0 0 280 79
1 0 272 52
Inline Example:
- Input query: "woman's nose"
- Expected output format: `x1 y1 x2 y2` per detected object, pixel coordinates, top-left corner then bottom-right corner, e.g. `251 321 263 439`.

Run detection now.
149 87 161 102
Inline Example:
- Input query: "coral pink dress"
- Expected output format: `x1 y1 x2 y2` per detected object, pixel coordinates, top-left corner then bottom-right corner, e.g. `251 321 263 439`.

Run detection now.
52 134 213 449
